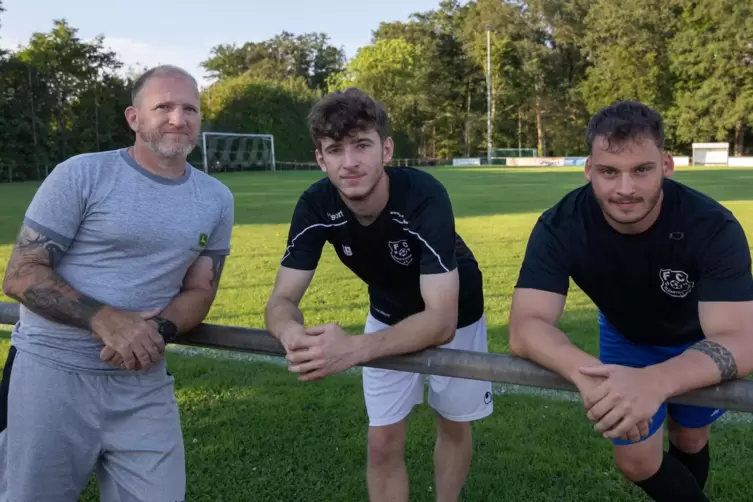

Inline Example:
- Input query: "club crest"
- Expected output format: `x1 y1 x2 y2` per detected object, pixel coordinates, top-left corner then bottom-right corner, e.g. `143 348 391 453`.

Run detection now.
659 269 694 298
388 240 413 266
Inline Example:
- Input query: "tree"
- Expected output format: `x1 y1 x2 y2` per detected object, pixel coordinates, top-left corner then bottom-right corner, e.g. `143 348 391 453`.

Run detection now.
200 43 249 81
521 0 594 156
201 32 345 92
460 0 524 154
0 19 130 179
0 0 6 57
329 38 428 158
370 0 484 159
459 0 594 157
0 56 52 180
371 16 440 157
669 0 753 156
201 74 320 162
579 0 678 118
5 0 751 180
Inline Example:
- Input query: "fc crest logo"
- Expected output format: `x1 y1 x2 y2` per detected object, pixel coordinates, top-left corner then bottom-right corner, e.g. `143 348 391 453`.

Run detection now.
659 269 694 298
388 240 413 266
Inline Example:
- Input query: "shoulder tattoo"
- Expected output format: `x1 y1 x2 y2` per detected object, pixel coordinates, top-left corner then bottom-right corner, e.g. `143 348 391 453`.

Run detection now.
15 226 66 268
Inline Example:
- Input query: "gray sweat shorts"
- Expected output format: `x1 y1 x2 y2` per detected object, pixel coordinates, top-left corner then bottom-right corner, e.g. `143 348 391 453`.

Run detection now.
0 346 185 502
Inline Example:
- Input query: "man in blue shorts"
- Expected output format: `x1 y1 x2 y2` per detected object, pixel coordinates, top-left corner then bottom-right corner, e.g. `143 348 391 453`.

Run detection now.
0 64 234 501
508 100 753 501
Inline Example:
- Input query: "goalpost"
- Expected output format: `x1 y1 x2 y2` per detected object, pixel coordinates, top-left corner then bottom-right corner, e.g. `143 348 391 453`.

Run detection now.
201 132 276 173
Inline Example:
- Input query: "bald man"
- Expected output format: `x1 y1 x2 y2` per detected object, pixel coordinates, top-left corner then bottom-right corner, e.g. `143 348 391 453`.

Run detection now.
0 64 234 502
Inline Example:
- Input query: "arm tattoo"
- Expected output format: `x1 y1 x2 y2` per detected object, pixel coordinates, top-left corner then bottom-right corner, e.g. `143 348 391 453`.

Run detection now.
4 226 105 329
21 275 105 329
689 339 739 381
209 255 226 292
15 230 66 268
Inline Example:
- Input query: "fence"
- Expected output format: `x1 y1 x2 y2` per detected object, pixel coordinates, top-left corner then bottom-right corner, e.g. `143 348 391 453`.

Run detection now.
1 300 752 412
274 158 445 171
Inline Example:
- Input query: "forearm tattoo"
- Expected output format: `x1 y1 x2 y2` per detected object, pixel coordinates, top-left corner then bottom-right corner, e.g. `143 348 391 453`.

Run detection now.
689 339 739 381
5 226 104 329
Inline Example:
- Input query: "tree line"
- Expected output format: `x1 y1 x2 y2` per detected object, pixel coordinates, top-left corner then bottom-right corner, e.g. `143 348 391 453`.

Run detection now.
1 0 752 181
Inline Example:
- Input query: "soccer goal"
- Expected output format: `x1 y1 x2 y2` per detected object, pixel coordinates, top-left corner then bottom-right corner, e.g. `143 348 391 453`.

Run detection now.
201 132 276 173
692 142 729 167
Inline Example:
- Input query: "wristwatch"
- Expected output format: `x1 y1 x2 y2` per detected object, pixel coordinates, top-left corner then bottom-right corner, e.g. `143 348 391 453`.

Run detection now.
152 316 179 344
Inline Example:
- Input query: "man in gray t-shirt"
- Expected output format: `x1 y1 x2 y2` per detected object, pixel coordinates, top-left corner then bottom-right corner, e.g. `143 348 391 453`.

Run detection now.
0 64 233 502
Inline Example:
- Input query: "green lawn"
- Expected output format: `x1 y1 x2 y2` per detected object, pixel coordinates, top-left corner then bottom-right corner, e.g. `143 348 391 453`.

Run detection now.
1 166 753 501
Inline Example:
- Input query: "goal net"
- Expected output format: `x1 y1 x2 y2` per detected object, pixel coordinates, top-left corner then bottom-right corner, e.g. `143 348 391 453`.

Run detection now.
201 132 276 173
692 142 729 166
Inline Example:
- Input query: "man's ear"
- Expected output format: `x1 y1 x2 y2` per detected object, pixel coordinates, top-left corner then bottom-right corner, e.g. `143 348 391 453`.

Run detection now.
382 137 394 164
315 149 326 173
662 151 675 178
584 155 592 181
124 106 138 132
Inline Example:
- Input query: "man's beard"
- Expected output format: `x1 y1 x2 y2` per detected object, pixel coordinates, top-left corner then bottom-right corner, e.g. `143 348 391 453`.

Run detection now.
598 187 662 225
139 129 196 158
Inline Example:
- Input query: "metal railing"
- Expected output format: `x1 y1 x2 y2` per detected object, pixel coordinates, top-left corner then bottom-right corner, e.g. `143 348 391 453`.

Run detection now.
1 301 751 412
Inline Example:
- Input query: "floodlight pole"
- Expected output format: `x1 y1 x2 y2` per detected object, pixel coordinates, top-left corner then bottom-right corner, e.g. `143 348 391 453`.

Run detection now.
486 27 492 163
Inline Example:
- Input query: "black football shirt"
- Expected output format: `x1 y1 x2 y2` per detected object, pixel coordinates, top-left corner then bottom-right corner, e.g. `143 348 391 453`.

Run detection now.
515 178 753 346
281 166 484 329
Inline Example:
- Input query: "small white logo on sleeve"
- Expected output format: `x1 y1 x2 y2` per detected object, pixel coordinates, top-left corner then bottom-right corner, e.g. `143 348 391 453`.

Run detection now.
388 240 413 266
659 269 695 298
342 245 352 256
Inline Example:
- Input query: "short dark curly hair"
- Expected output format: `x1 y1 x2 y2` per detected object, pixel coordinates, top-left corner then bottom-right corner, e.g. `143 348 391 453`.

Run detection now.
307 87 390 149
586 101 665 153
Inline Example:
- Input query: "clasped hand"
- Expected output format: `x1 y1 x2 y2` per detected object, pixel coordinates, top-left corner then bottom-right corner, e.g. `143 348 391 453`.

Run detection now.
577 364 666 442
93 307 165 371
281 322 360 381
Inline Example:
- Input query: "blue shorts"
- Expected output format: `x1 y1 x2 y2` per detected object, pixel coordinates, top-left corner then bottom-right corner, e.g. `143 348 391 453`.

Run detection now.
598 312 725 445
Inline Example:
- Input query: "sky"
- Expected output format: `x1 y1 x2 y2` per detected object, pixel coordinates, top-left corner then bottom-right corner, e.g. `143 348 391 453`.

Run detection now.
0 0 445 88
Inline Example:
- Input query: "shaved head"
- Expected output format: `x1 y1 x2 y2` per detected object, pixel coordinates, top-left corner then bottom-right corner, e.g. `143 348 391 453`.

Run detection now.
131 65 198 107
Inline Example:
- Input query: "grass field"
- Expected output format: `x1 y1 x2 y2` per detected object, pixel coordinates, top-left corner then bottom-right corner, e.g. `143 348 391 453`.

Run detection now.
2 165 753 501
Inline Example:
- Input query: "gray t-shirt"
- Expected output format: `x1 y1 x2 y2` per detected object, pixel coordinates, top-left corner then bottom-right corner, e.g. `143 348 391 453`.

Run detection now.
10 148 234 374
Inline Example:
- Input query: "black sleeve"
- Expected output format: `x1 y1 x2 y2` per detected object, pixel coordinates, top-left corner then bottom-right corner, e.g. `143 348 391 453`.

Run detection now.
280 193 327 271
408 189 458 275
514 218 571 295
697 219 753 302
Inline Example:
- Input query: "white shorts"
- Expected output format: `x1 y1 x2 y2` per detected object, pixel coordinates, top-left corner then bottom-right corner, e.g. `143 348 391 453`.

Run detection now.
362 313 494 427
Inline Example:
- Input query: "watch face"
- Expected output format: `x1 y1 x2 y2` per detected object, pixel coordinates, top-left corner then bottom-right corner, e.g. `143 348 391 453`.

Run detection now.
155 317 178 342
162 324 178 341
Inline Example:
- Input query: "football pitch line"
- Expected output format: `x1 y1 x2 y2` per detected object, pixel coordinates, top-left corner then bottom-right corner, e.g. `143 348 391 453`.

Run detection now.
169 345 753 426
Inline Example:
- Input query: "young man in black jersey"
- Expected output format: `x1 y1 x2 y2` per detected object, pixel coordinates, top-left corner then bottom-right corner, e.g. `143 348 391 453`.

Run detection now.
508 101 753 501
264 88 493 502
